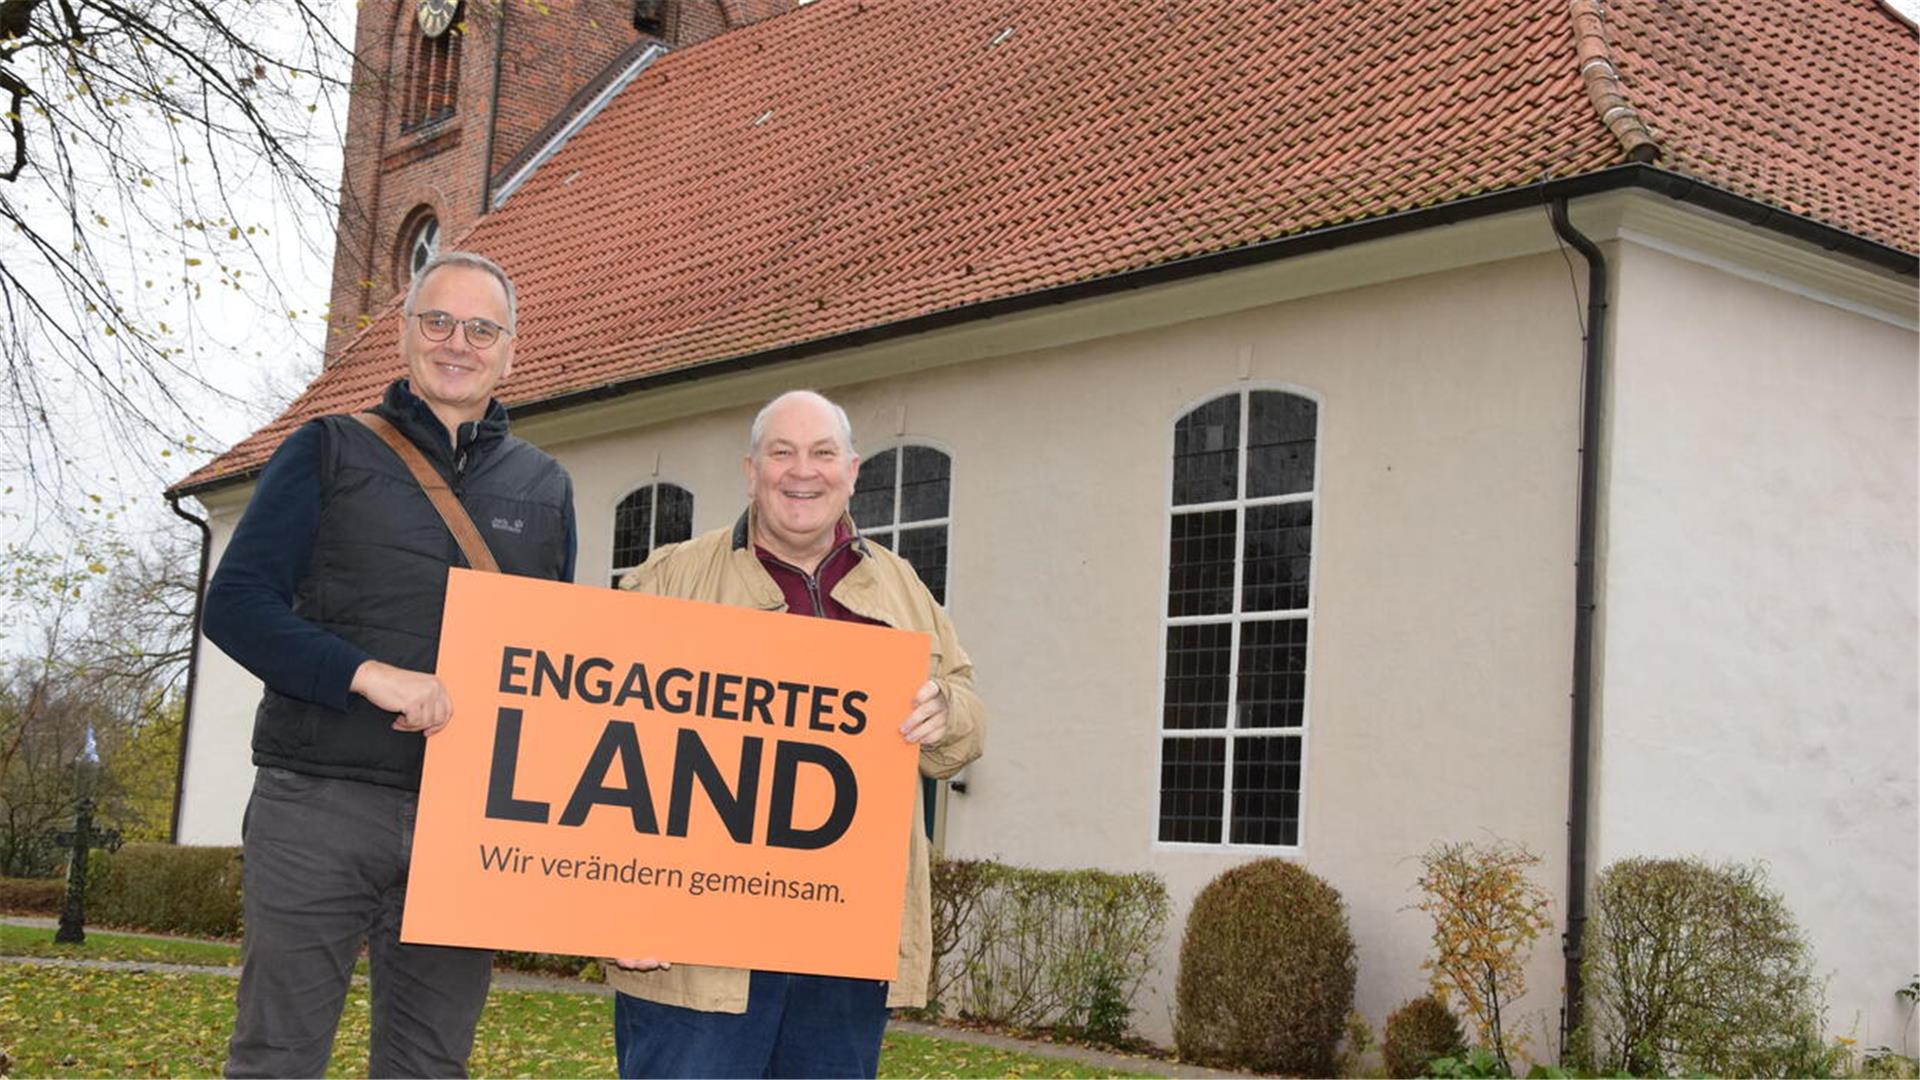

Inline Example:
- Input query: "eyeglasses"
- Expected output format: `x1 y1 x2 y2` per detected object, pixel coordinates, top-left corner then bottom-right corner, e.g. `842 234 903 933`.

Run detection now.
413 310 513 349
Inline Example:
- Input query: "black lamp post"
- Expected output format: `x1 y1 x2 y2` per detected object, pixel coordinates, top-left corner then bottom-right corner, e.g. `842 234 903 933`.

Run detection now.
53 728 120 944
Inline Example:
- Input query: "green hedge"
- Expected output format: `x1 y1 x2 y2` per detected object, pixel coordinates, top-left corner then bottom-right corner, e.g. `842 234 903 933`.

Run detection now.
494 951 602 980
0 876 64 915
1577 856 1831 1077
929 857 1168 1043
86 843 243 938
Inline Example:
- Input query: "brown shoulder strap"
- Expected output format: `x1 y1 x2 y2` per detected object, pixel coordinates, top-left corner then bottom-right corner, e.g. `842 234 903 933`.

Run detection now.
351 412 501 574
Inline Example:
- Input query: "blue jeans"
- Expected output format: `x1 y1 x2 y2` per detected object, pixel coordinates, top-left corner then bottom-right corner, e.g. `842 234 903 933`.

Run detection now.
614 970 890 1078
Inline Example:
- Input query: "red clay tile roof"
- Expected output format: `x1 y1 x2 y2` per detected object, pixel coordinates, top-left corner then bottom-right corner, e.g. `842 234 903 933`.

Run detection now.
1604 0 1917 251
177 0 1918 492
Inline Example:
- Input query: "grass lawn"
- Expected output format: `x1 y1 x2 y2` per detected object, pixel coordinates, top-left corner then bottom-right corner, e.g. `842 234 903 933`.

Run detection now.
0 924 240 967
0 966 1149 1078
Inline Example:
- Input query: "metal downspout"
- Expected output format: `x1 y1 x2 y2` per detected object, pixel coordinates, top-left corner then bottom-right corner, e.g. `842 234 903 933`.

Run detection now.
1548 197 1606 1049
165 493 213 844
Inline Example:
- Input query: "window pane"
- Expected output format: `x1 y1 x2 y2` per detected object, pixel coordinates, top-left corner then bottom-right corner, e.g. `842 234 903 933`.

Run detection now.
656 484 694 546
1173 394 1240 506
1242 502 1311 612
1164 622 1232 730
900 446 951 523
1247 392 1316 498
865 530 894 551
1236 617 1308 728
611 488 654 570
897 525 949 605
409 218 439 278
851 448 896 529
1229 735 1301 845
1168 509 1236 617
1158 737 1225 843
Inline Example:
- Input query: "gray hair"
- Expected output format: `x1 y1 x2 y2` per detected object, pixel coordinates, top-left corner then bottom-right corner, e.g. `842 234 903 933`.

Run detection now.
403 250 518 332
748 390 855 457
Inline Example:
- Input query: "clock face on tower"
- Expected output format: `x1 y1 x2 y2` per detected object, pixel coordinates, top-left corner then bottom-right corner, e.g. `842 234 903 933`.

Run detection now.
417 0 457 38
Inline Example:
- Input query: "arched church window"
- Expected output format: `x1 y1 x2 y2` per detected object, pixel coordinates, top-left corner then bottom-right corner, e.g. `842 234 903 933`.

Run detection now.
850 445 952 604
610 483 695 587
401 1 462 130
851 443 956 843
1158 388 1319 848
399 209 439 282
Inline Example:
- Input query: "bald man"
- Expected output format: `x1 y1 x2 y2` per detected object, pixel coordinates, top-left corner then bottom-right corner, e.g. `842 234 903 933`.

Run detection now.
610 390 986 1078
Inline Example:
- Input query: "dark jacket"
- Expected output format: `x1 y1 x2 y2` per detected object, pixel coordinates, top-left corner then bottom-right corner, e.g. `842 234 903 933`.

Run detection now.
205 379 575 789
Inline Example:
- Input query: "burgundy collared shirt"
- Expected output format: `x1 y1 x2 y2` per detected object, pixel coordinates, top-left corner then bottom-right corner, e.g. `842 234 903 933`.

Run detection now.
754 520 884 626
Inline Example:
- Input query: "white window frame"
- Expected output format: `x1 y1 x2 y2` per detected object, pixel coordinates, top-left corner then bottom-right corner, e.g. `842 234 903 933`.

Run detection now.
1152 384 1322 853
854 440 958 608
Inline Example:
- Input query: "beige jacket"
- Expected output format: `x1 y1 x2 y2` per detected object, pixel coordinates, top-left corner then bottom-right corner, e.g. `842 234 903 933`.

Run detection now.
606 510 986 1011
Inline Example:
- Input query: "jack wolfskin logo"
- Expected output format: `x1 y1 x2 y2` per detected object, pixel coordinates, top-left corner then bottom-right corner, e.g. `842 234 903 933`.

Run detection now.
491 517 525 534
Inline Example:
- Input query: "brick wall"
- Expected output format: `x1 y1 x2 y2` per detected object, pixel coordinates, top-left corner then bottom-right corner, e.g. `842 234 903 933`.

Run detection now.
323 0 798 361
490 0 645 182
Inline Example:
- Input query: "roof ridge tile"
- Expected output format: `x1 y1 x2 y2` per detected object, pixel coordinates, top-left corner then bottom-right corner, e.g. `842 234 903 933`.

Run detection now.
1569 0 1661 163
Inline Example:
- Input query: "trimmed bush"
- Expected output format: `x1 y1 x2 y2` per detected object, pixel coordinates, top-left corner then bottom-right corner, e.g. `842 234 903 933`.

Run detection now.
86 843 243 938
0 876 64 915
926 856 996 1014
1382 995 1466 1078
495 951 600 980
1174 858 1357 1075
1862 1051 1920 1080
931 858 1169 1043
1579 857 1827 1078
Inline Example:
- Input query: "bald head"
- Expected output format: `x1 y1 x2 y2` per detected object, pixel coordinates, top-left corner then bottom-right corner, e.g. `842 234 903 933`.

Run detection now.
748 390 854 459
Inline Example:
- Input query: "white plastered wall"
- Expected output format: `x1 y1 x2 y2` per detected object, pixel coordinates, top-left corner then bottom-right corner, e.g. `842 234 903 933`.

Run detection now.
174 490 263 845
553 249 1588 1046
1595 239 1919 1049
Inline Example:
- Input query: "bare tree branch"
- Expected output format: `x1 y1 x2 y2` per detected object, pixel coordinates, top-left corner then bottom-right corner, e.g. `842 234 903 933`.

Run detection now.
0 0 348 515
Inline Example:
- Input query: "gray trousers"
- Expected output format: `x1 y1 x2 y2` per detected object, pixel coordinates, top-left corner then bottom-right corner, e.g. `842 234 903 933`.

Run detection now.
226 767 493 1078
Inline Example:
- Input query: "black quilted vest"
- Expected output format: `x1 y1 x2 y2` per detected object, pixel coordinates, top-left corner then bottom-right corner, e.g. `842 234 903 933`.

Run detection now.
250 381 572 789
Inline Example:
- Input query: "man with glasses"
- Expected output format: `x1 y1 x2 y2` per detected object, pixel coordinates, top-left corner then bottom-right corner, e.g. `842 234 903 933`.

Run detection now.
204 251 576 1077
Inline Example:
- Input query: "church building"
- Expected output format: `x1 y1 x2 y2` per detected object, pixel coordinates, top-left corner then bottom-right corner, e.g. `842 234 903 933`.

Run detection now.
168 0 1918 1051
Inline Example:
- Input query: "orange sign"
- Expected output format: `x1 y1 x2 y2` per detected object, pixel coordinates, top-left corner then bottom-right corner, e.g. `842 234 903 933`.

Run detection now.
401 569 930 980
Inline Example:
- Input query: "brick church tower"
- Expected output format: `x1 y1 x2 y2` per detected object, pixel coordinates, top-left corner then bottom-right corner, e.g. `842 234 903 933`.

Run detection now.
324 0 797 357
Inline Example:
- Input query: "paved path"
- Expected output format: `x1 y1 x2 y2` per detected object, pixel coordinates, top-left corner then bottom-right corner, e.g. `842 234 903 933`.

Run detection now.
5 914 212 942
3 917 1245 1077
